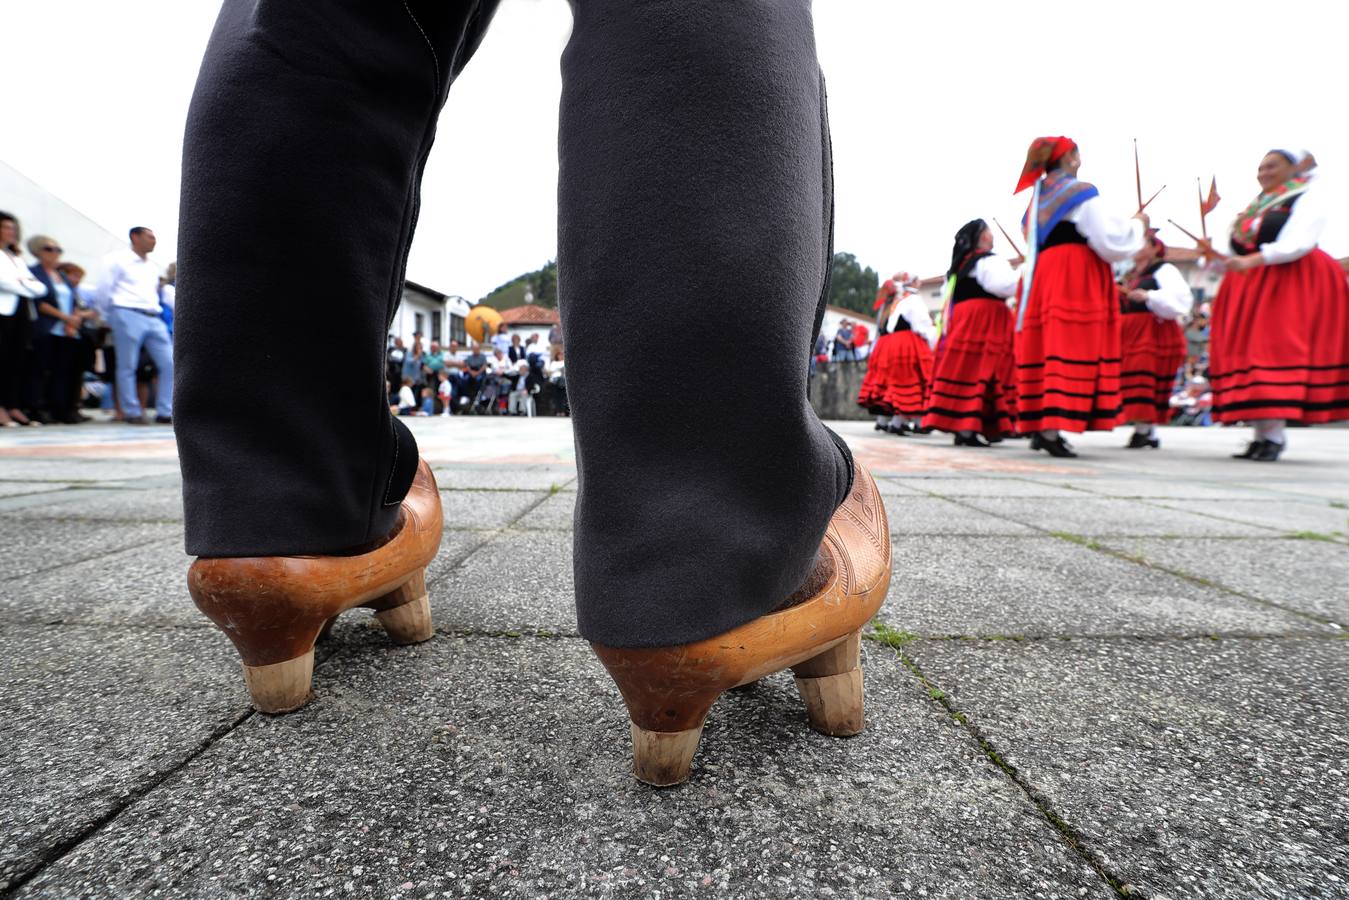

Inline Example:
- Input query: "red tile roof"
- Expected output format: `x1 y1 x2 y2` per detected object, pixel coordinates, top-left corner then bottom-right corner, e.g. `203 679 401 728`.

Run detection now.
498 304 560 325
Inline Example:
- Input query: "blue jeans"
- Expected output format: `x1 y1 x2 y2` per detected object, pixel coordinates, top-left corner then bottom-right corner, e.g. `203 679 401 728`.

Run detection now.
112 306 174 418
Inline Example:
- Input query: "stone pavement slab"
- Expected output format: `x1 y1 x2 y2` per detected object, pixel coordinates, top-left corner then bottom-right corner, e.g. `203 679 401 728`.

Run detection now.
430 463 576 493
883 536 1329 638
0 459 181 483
0 624 250 893
956 497 1277 537
1053 477 1286 501
15 634 1109 899
2 487 185 521
1095 537 1349 626
430 529 576 636
889 497 1039 536
1145 499 1349 542
440 489 548 531
871 477 929 496
0 530 489 630
0 482 76 500
895 476 1086 498
0 520 180 582
513 490 574 531
907 637 1349 899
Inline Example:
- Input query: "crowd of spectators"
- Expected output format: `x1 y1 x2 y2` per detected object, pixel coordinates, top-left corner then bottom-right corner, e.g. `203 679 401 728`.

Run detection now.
386 323 568 418
0 211 173 427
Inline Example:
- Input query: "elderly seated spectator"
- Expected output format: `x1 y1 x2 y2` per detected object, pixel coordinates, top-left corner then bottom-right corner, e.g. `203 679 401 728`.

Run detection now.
477 347 514 414
423 340 445 380
1170 378 1213 427
507 360 534 415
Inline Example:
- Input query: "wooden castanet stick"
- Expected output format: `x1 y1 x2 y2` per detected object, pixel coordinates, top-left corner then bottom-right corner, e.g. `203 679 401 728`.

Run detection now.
1167 219 1228 260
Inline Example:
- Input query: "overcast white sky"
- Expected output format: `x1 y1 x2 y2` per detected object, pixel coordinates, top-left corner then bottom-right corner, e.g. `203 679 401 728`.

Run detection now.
6 0 1345 300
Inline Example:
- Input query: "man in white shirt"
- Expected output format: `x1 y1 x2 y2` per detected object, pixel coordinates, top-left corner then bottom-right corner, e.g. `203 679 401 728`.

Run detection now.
96 227 173 424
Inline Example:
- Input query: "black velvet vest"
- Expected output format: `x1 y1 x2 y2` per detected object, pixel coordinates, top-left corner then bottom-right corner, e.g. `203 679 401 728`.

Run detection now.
1040 220 1088 250
951 252 1002 305
1230 194 1301 256
1121 261 1163 314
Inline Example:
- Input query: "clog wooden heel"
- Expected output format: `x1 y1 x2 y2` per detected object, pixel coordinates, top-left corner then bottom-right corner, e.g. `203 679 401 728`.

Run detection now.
591 464 891 786
372 569 434 644
189 459 443 714
792 629 864 736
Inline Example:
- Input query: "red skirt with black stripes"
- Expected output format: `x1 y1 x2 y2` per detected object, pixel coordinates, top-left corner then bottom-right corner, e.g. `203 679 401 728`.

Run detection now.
857 330 934 417
1013 244 1122 433
921 298 1017 437
1119 313 1186 424
1209 248 1349 424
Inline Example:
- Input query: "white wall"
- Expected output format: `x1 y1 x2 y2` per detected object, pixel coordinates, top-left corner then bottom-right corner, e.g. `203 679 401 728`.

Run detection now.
0 159 130 281
389 293 446 347
503 323 553 348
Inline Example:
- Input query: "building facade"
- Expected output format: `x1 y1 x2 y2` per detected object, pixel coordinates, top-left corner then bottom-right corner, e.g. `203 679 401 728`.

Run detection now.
497 304 560 349
389 281 469 348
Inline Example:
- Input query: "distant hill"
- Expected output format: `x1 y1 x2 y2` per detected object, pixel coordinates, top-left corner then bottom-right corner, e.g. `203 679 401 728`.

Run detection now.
479 260 557 310
476 253 878 315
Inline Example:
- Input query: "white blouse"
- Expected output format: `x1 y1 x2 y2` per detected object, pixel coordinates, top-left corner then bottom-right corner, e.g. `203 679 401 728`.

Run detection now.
1064 196 1146 263
1143 262 1193 321
972 255 1020 299
888 292 938 349
1230 180 1330 265
1 251 47 317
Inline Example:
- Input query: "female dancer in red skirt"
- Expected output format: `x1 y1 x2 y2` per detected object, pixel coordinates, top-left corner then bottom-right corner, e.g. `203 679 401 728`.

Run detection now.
1118 231 1191 448
858 273 937 434
922 219 1021 446
1013 136 1147 457
1211 149 1349 461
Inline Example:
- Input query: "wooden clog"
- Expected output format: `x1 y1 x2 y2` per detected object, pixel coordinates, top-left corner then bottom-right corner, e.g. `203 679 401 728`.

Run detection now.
591 464 891 786
189 458 443 713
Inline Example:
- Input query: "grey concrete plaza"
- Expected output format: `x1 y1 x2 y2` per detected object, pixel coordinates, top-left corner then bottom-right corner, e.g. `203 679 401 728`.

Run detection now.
1 418 1346 899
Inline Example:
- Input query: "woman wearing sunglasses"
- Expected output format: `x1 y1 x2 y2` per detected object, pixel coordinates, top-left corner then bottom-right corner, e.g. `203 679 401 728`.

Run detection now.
28 235 97 424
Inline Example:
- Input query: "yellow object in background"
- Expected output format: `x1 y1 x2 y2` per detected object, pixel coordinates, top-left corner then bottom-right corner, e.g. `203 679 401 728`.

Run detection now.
464 305 504 345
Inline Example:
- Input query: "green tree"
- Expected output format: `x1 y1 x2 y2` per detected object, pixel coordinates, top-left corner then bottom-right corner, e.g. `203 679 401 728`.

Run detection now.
827 252 879 316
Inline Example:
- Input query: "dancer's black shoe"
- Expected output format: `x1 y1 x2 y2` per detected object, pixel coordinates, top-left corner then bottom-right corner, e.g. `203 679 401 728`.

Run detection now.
887 423 912 436
1126 433 1160 449
953 433 991 448
1232 440 1266 459
1039 436 1078 458
1252 440 1285 462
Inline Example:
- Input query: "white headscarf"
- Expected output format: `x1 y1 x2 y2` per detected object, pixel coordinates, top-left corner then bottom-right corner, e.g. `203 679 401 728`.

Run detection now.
1270 148 1317 174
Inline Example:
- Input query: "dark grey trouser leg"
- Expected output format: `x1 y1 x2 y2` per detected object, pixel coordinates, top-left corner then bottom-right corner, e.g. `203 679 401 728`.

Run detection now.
560 0 851 647
176 0 500 556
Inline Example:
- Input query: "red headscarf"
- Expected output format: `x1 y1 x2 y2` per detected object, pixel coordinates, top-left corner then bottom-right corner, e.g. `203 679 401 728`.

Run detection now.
1015 136 1077 194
